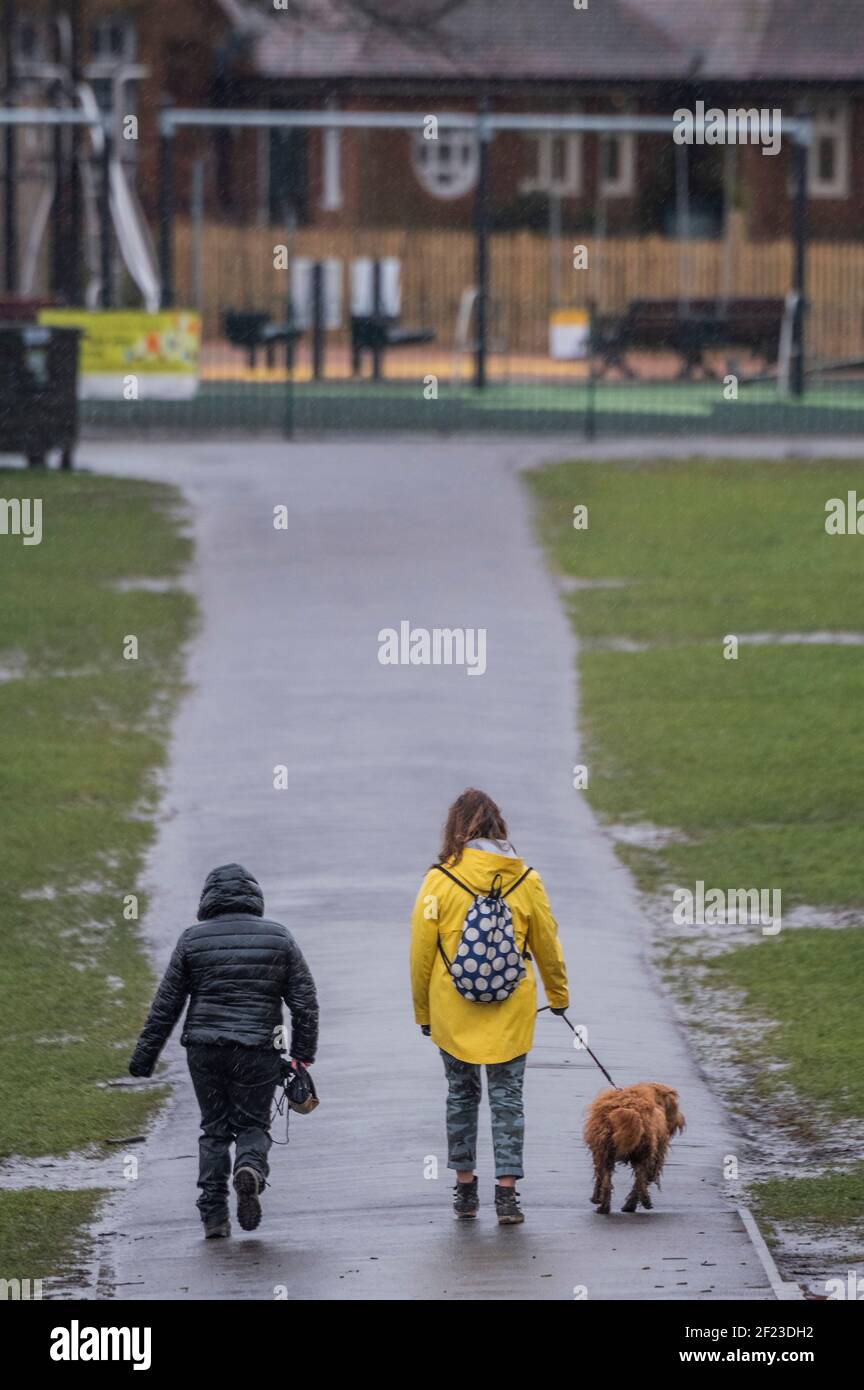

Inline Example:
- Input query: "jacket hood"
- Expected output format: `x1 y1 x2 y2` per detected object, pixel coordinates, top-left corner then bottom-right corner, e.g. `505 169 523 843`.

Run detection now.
443 846 529 895
198 863 264 920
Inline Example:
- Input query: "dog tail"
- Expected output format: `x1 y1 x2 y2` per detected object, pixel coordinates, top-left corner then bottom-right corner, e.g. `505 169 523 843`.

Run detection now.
610 1106 644 1154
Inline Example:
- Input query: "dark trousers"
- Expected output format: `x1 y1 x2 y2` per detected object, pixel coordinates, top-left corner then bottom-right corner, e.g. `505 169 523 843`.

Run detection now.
186 1042 282 1224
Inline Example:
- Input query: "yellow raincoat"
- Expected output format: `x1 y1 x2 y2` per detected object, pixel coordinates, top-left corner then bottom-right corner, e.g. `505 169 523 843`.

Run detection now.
410 847 569 1064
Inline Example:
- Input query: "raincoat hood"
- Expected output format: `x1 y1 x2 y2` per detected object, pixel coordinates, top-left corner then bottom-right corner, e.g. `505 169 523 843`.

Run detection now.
198 862 264 920
443 846 529 895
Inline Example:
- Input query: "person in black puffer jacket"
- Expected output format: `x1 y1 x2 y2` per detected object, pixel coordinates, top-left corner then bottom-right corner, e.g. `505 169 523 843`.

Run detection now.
129 863 318 1238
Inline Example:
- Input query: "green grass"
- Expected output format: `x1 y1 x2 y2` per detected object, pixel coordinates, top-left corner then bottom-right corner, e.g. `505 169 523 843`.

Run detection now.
706 929 864 1118
0 1190 107 1294
0 468 193 1279
750 1165 864 1227
527 456 864 1233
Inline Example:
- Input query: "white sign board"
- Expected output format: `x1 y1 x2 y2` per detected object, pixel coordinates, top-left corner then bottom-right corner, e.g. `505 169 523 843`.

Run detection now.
351 257 401 317
291 259 342 330
549 308 590 360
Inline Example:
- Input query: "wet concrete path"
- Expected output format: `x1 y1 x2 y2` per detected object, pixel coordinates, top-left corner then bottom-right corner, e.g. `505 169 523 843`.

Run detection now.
82 439 773 1301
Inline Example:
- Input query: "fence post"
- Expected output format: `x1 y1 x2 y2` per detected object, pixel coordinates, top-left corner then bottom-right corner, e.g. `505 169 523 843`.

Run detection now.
473 102 490 390
311 260 324 380
791 132 809 398
3 0 18 293
99 122 113 309
159 102 175 309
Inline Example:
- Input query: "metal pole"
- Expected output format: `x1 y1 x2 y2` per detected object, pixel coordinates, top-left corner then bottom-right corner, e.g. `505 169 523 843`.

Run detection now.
67 0 82 304
190 158 204 313
50 1 65 298
791 135 808 398
675 141 691 314
311 260 324 380
473 102 490 390
585 299 597 442
159 102 175 308
99 123 113 308
3 0 18 293
371 257 382 382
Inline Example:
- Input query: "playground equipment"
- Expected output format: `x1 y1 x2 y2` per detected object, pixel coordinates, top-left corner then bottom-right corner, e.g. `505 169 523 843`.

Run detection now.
156 106 812 398
10 20 159 311
349 258 434 380
451 286 508 388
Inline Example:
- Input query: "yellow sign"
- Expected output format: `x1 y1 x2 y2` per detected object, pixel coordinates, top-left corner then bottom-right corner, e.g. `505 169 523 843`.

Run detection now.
38 309 201 398
549 308 590 361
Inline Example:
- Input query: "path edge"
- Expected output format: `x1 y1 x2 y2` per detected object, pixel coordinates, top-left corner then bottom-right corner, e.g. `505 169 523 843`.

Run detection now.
736 1204 803 1301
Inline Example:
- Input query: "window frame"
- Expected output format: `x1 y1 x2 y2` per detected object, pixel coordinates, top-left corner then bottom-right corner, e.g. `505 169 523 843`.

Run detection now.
520 131 583 197
805 98 850 200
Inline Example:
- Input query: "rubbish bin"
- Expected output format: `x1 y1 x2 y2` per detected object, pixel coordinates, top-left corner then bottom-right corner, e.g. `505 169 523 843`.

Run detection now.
0 323 81 469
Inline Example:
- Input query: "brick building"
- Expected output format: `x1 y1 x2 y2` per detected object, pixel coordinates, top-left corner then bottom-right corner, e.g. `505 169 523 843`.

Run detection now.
3 0 864 242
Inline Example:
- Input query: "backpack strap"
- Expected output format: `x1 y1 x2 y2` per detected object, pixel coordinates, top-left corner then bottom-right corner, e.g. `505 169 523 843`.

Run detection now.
501 866 533 899
431 863 474 896
430 865 472 974
429 864 535 973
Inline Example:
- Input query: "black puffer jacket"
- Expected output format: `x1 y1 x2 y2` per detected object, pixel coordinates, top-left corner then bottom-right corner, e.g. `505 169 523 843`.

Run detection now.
129 864 319 1077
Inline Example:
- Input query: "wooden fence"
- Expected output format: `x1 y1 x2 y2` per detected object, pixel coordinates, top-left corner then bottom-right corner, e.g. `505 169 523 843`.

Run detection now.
174 220 864 363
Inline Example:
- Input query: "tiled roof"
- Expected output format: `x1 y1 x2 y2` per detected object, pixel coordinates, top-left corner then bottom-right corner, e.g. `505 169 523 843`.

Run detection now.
629 0 864 80
243 0 685 82
235 0 864 85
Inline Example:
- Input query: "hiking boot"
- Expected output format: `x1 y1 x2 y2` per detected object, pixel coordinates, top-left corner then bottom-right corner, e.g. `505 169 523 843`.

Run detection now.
204 1217 231 1239
233 1167 263 1231
495 1184 524 1225
453 1177 479 1219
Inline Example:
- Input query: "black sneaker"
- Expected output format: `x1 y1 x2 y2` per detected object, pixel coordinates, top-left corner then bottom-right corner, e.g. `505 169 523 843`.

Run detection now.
495 1184 524 1225
453 1177 479 1219
204 1217 231 1239
233 1167 263 1231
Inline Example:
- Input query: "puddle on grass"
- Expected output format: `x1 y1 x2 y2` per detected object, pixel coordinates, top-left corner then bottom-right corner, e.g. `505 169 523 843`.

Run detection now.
0 651 27 682
771 1225 864 1300
586 630 864 653
609 822 691 851
558 576 630 593
739 631 864 646
108 577 185 594
644 893 864 1288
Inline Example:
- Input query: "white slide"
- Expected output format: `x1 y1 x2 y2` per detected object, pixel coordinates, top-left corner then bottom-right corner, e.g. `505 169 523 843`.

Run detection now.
79 84 161 312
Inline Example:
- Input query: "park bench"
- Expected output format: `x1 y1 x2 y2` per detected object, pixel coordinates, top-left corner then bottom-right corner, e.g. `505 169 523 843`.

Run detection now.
594 297 786 380
223 310 302 369
350 314 435 378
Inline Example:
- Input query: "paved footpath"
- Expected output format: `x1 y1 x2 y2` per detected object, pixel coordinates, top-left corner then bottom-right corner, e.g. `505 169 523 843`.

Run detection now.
82 437 773 1301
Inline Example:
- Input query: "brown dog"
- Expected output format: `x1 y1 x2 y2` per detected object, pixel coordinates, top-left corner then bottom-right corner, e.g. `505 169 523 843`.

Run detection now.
584 1083 685 1215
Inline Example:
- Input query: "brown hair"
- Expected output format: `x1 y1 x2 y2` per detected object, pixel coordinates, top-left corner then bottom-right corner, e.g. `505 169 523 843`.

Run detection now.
439 788 510 865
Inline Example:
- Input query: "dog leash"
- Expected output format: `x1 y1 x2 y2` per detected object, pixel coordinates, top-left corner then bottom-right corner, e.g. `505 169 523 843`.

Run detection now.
538 1006 620 1089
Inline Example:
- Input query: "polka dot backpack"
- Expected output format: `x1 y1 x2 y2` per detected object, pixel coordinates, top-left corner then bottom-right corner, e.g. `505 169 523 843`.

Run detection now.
433 863 533 1003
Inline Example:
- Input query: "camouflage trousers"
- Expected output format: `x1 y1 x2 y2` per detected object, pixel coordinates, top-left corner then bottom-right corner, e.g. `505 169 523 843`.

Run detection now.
439 1049 527 1179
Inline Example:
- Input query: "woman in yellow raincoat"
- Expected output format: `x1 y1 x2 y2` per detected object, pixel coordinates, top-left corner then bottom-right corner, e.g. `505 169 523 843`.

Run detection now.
410 788 569 1224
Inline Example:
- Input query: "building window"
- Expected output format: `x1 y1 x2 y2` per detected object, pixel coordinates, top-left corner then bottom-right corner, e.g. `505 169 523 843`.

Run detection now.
411 128 479 200
14 19 50 62
807 101 850 198
90 16 137 63
520 133 582 196
599 131 636 197
321 126 342 211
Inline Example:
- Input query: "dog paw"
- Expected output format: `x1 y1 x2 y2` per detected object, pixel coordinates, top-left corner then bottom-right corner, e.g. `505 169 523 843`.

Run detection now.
640 1194 653 1210
621 1200 637 1213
